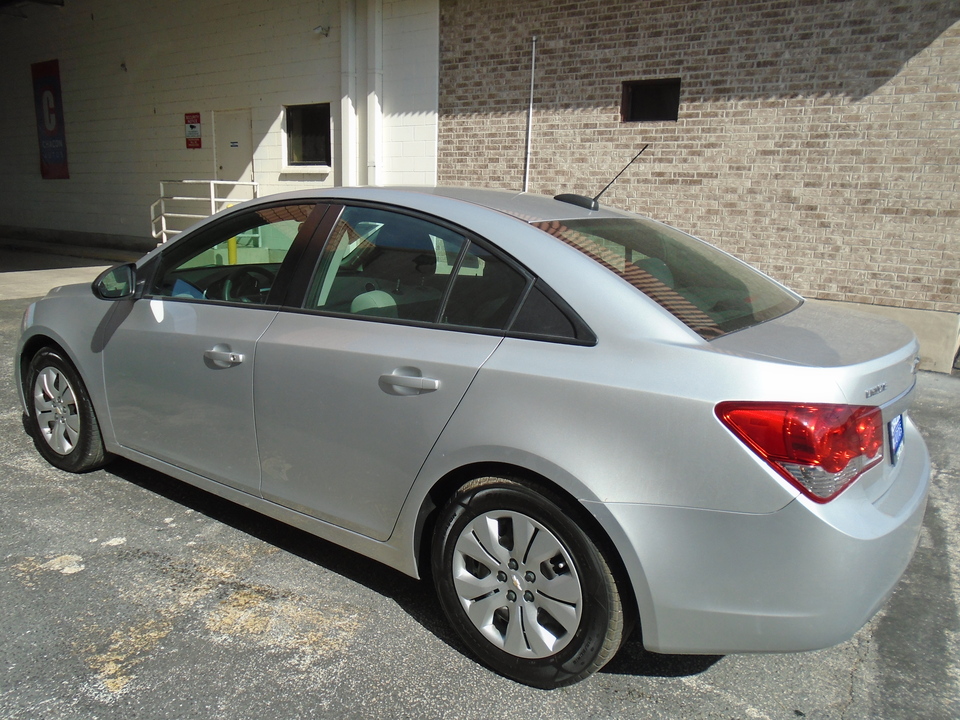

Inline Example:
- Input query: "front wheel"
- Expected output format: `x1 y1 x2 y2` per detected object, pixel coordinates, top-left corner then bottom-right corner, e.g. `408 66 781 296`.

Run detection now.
432 476 625 688
25 348 109 472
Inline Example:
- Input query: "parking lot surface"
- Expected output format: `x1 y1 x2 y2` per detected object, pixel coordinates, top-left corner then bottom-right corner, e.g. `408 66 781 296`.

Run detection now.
1 259 958 719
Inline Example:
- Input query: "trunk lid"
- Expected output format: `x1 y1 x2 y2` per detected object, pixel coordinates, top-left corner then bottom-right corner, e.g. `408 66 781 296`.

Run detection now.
710 300 920 405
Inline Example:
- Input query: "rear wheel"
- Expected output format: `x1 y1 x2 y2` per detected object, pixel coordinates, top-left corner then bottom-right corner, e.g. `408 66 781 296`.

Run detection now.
25 348 109 472
432 476 624 688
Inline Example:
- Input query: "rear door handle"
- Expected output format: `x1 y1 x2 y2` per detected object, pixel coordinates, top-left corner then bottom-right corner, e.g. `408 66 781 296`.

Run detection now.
379 368 440 395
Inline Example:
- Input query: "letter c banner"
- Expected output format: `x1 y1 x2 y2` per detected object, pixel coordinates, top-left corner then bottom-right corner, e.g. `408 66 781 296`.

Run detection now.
31 59 70 179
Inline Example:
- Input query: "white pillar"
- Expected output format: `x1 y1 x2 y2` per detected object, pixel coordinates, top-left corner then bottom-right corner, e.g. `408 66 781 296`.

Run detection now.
366 0 384 186
340 0 359 187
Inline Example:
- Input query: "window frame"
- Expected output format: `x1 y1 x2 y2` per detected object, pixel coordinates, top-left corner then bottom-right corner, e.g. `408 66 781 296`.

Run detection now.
620 77 682 123
282 102 333 173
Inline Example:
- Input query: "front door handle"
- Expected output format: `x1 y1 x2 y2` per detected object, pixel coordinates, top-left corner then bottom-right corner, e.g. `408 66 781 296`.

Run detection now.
204 346 245 368
379 368 440 396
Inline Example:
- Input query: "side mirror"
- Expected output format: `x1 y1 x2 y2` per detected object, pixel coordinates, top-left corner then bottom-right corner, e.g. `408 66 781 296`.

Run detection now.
92 263 137 300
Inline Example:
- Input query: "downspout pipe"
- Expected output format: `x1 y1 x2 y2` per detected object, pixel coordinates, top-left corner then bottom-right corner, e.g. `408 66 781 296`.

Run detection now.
522 35 537 193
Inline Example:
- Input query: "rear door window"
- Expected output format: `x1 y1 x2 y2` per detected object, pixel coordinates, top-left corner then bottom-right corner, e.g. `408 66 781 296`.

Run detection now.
441 241 527 330
307 206 458 321
305 206 528 331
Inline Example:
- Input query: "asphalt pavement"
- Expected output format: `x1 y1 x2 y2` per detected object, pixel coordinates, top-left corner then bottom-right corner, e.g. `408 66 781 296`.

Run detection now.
1 249 958 719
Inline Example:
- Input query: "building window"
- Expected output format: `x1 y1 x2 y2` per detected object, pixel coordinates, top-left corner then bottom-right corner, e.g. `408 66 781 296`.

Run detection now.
285 103 332 166
621 78 681 122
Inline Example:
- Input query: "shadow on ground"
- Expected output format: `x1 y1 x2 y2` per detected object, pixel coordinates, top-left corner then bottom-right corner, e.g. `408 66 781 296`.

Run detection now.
101 454 721 681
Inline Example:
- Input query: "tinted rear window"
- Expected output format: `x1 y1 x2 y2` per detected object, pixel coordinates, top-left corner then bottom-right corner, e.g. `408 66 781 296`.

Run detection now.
533 217 800 339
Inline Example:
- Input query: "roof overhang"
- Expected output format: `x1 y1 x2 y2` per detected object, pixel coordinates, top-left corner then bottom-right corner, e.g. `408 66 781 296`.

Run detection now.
0 1 63 19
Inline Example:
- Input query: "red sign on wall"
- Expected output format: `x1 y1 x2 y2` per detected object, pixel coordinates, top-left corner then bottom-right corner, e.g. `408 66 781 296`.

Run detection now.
31 59 70 179
185 112 201 149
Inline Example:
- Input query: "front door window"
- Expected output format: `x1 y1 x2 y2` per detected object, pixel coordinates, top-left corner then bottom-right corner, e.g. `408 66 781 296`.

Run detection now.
151 204 317 304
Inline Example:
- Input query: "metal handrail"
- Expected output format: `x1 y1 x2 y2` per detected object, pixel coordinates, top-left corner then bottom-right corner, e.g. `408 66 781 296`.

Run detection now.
150 180 259 243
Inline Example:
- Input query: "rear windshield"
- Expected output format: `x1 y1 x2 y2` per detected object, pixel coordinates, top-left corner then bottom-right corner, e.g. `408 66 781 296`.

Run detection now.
532 217 800 339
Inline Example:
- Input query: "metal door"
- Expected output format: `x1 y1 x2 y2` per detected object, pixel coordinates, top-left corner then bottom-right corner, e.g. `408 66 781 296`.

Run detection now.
214 108 254 200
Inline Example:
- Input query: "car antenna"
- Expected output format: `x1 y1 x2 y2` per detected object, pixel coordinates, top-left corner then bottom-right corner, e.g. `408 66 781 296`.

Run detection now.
555 144 650 211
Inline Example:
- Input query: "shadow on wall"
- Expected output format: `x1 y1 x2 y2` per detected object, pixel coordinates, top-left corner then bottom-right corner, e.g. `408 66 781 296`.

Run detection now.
439 0 960 112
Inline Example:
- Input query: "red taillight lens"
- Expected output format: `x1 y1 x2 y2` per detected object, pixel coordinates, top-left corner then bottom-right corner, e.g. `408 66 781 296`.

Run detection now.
716 402 885 502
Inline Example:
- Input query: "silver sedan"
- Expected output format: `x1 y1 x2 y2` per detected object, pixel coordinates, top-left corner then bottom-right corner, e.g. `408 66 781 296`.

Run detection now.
16 187 930 688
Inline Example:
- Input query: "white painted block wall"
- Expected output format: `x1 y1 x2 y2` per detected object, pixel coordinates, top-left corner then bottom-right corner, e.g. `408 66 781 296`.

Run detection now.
0 0 439 240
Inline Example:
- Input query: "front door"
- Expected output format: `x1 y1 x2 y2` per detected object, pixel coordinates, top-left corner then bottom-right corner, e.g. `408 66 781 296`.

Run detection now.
102 202 324 494
103 301 274 494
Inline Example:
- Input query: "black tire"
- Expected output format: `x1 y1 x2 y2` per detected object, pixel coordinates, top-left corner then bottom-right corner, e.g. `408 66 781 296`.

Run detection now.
432 476 624 688
25 348 110 473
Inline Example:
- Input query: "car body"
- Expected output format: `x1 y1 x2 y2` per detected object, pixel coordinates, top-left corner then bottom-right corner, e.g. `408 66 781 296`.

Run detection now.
16 187 930 687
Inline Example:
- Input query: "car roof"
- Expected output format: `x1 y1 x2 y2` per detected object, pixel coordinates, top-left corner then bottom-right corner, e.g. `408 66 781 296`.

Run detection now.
237 186 633 225
407 187 632 223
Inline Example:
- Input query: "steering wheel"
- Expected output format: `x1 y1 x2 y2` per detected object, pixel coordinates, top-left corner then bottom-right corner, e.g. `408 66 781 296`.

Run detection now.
222 266 275 304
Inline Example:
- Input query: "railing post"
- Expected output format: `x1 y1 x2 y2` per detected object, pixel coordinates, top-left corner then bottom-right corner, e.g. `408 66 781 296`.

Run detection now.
160 198 167 243
150 179 259 243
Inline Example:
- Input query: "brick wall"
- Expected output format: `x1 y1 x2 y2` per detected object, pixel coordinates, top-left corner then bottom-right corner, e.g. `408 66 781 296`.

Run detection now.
438 0 960 314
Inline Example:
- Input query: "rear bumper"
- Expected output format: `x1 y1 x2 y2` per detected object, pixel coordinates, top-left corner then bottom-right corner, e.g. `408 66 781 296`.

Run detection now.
590 418 930 654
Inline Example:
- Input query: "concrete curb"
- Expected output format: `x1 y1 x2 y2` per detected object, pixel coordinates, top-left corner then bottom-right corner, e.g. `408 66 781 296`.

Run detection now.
0 237 147 264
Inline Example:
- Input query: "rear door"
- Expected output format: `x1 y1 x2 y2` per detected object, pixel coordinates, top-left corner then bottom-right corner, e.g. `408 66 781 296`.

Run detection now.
255 204 529 540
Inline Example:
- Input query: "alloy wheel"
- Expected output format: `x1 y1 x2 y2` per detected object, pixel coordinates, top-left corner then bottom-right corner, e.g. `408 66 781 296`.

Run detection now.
33 366 80 455
451 509 583 658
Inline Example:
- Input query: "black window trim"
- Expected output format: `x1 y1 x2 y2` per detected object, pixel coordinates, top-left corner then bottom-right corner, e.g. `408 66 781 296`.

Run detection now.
504 279 598 347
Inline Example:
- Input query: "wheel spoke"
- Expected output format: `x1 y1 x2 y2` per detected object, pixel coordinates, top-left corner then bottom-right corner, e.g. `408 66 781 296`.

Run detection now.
534 593 579 633
464 515 511 565
523 527 564 567
64 411 81 435
453 564 501 600
509 512 538 561
60 384 77 408
465 590 505 630
539 571 581 605
36 368 57 402
51 421 74 454
502 605 530 655
62 415 81 448
34 391 55 413
455 525 504 568
526 609 562 656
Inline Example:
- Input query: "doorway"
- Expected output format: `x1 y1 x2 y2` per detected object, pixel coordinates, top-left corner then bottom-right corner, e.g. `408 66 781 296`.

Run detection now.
213 109 254 201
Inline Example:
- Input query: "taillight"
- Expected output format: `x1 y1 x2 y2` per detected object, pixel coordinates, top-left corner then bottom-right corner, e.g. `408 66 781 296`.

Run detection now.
716 402 884 503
